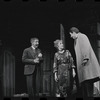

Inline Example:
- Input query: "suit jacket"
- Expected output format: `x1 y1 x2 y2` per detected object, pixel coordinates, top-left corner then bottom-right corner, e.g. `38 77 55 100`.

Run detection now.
74 33 100 83
22 47 43 75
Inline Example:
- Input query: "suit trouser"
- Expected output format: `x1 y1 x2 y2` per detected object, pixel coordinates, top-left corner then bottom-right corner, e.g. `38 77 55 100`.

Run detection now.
26 70 37 100
81 80 93 98
26 68 41 99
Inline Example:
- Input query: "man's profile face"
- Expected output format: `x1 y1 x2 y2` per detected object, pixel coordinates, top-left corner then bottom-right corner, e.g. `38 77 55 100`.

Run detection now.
32 39 39 48
69 32 77 39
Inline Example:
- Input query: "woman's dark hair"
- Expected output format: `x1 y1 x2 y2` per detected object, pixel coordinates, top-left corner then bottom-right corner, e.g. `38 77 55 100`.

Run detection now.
69 27 79 33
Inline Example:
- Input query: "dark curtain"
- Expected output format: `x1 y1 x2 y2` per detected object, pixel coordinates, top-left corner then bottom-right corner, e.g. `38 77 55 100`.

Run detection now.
42 51 55 96
0 50 15 97
0 48 3 99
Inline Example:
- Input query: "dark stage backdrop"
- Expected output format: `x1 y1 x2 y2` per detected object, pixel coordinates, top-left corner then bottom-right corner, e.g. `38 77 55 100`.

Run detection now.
0 24 100 97
0 48 15 97
41 50 54 96
0 0 100 97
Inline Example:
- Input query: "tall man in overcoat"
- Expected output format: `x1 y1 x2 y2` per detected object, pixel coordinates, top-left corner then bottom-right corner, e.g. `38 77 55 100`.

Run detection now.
22 37 43 100
69 27 100 98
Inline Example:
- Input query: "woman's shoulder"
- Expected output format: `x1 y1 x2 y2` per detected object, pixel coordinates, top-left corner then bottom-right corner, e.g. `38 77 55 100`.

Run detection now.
55 52 59 56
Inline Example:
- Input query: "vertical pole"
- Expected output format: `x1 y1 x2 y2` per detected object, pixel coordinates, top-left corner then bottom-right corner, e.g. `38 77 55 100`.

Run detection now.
60 24 65 49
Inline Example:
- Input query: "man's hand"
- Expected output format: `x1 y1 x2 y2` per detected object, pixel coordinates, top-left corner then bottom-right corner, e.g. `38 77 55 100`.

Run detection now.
82 59 88 66
38 53 42 57
34 58 39 63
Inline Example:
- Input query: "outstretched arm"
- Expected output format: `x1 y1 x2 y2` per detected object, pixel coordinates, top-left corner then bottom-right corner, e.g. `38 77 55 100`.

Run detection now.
53 53 58 82
68 50 76 77
67 50 75 69
53 53 58 73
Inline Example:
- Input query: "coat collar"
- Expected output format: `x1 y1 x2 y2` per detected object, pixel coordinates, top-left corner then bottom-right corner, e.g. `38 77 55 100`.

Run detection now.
30 46 36 52
29 47 38 58
31 46 35 50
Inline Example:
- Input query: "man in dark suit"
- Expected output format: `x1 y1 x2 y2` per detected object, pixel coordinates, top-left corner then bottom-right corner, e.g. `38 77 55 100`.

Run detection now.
22 37 43 100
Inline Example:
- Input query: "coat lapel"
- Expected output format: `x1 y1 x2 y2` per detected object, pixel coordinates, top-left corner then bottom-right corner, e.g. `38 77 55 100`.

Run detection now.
29 47 37 58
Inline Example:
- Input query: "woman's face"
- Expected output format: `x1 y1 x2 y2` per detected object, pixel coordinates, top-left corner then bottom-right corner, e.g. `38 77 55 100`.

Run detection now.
57 41 64 50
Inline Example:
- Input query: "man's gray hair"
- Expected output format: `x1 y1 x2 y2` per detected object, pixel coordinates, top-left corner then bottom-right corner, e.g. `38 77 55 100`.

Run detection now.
30 37 39 43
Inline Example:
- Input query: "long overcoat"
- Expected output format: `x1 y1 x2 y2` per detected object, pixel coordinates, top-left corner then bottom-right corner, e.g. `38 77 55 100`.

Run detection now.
74 33 100 83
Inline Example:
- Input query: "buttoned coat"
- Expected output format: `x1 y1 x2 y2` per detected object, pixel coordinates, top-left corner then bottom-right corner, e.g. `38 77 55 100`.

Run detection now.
22 47 42 75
